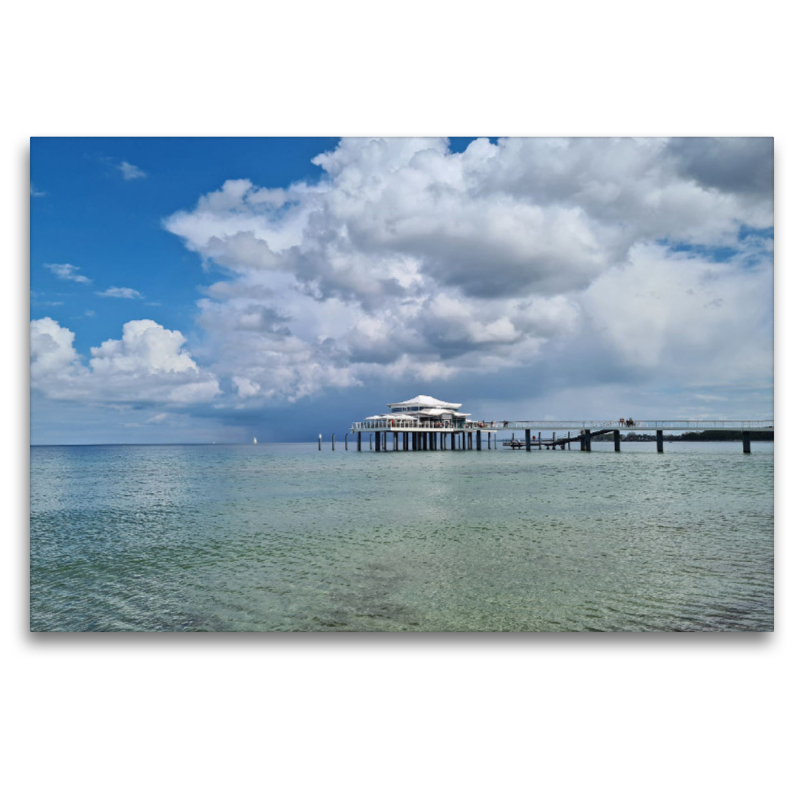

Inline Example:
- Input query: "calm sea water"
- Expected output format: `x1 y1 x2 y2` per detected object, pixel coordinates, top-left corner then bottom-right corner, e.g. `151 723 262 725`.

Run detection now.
30 440 773 632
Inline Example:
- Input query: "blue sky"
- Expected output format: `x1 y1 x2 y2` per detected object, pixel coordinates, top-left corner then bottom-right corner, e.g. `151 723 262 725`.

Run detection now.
30 137 774 444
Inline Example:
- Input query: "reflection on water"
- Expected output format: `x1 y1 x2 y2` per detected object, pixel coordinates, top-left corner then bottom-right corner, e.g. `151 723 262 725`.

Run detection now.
30 442 774 631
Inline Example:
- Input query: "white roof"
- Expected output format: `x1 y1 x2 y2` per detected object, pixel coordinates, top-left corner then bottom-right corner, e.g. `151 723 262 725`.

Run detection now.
387 394 462 410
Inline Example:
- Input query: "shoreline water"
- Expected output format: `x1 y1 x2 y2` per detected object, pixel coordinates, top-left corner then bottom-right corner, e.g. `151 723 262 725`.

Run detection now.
30 441 773 632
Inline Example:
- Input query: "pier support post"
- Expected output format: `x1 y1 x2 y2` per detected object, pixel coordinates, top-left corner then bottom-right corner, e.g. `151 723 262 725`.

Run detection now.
451 432 455 450
394 432 399 451
403 432 408 451
477 431 482 450
568 432 571 450
538 432 542 450
357 431 361 452
462 431 466 450
614 430 620 452
369 433 373 450
376 432 381 452
743 431 751 454
656 430 664 453
525 429 531 451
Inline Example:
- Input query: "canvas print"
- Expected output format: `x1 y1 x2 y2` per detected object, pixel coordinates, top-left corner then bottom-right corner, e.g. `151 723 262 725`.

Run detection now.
30 137 774 631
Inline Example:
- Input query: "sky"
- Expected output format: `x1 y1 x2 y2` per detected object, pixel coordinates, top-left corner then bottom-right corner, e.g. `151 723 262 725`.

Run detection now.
30 137 774 444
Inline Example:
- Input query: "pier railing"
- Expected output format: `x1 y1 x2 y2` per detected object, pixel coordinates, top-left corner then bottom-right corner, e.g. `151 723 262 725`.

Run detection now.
496 420 774 432
351 420 493 431
351 419 774 432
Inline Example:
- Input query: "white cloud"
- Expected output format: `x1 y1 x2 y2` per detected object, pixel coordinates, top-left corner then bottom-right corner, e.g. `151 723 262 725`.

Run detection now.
45 262 91 284
96 286 143 299
119 161 147 180
160 137 772 409
31 318 220 405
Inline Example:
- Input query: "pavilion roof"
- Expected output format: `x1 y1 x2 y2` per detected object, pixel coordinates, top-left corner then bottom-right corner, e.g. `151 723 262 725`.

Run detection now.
387 394 462 410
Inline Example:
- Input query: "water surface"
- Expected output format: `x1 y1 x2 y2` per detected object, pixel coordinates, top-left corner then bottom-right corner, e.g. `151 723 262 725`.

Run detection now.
30 441 774 631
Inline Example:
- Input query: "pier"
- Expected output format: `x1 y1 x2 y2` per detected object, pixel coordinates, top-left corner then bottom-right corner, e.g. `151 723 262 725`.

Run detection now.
348 402 773 455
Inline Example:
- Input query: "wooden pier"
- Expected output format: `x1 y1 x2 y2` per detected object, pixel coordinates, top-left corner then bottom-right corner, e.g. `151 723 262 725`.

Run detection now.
347 419 773 454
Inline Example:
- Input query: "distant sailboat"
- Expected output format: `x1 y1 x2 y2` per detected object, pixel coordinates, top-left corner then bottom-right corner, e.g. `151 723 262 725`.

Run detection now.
253 437 258 445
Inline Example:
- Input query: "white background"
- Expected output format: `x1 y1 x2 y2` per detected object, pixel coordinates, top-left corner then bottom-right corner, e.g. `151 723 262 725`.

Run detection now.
4 2 795 798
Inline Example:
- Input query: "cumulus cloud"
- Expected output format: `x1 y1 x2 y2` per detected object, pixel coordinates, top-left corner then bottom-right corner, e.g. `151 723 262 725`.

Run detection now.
96 286 143 299
160 137 772 409
31 318 220 405
45 262 92 284
119 161 147 180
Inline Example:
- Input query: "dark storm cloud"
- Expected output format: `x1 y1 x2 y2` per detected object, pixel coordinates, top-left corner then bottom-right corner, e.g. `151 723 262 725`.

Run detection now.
668 137 773 198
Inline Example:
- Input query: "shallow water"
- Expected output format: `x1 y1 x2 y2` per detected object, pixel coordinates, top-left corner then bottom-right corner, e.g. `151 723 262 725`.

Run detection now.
30 441 774 631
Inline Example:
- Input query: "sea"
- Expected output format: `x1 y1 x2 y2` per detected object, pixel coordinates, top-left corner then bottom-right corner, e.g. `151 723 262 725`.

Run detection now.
29 440 774 632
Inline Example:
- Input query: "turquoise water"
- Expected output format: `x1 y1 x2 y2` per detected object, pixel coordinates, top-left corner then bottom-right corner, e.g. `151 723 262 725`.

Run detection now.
30 441 774 631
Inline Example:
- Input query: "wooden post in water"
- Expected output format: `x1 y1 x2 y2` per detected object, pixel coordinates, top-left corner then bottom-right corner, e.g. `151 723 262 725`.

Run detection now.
451 432 455 450
332 434 335 450
477 430 482 450
656 429 664 454
614 430 620 452
357 431 361 451
345 434 348 451
567 431 571 450
538 432 542 450
394 431 399 451
369 433 373 451
318 434 322 451
743 431 751 454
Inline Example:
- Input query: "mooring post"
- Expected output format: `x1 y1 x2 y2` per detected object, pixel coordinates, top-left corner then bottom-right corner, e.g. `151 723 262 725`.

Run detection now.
538 432 542 450
567 431 571 450
743 431 751 454
357 431 361 451
525 429 531 451
477 430 482 450
614 430 620 452
318 434 322 451
656 429 664 453
345 434 348 451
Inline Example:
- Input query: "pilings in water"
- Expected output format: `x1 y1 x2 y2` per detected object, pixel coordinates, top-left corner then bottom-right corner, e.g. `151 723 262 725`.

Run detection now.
318 434 322 451
357 431 361 451
743 431 751 454
614 430 620 452
345 434 348 451
538 432 542 450
656 429 664 454
525 429 531 452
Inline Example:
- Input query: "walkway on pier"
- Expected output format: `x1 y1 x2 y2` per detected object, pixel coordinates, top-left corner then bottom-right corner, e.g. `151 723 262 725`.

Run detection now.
347 419 773 455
